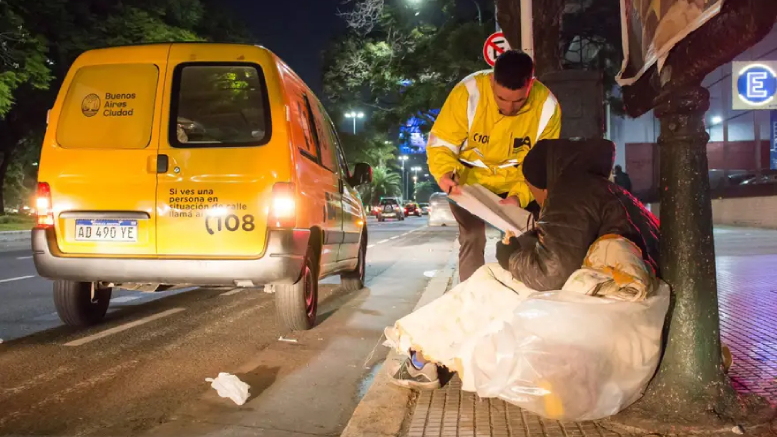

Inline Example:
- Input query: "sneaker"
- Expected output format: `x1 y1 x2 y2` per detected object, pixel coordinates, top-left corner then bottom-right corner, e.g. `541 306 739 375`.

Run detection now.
389 358 440 390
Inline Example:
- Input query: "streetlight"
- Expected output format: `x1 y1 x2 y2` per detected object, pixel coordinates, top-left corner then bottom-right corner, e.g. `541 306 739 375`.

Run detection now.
345 111 365 134
410 166 421 200
408 0 479 23
399 156 409 199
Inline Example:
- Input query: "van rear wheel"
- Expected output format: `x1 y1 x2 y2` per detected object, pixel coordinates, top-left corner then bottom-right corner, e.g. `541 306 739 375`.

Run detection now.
53 280 112 327
341 238 366 292
274 251 318 331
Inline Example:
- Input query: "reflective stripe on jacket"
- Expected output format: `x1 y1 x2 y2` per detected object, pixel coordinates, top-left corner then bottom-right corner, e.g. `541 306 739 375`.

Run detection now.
427 70 561 207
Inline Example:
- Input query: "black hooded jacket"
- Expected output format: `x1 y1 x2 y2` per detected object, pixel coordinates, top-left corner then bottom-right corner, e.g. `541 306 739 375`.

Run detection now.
506 139 660 291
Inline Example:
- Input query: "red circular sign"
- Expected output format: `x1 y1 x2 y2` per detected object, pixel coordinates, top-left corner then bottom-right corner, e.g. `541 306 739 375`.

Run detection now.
483 32 511 67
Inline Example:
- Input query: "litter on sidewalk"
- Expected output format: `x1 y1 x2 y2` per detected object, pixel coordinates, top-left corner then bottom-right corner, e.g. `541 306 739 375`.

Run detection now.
205 372 250 406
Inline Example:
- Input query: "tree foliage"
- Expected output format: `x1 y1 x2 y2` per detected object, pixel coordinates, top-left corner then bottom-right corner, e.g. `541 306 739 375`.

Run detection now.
339 130 397 169
413 180 439 203
360 165 402 206
0 0 253 212
323 0 493 134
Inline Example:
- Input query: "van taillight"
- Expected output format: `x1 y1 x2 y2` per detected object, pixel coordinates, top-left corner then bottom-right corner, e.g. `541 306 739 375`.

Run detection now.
36 182 54 227
270 183 296 228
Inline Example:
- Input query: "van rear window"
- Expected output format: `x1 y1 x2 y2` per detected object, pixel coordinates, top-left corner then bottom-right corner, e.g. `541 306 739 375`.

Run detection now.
56 64 159 149
170 64 271 147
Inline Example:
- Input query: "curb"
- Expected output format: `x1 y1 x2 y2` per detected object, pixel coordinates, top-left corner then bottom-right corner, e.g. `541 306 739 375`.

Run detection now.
339 242 459 437
0 230 31 242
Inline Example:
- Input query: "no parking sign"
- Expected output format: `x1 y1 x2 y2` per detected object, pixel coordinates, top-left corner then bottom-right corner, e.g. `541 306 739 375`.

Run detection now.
483 32 511 67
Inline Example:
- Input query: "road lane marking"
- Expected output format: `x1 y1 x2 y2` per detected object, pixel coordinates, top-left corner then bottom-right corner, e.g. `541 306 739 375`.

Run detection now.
16 256 32 260
32 312 60 322
111 295 143 304
377 239 389 244
0 275 34 284
220 288 244 296
63 308 186 347
367 244 375 248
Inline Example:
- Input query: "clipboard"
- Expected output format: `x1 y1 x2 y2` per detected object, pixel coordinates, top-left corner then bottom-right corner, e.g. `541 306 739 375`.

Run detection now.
447 184 531 235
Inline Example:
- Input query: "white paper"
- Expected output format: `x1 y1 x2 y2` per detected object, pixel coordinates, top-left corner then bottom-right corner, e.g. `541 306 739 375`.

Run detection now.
205 372 250 406
448 185 531 235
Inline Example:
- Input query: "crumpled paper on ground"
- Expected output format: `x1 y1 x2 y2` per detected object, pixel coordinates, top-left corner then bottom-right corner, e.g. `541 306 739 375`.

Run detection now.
205 372 250 405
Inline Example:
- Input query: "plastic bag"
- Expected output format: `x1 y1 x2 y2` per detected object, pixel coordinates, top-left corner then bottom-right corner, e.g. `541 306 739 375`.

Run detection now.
465 282 670 421
205 372 251 406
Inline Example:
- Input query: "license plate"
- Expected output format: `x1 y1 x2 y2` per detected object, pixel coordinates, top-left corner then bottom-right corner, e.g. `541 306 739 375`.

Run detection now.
75 219 138 242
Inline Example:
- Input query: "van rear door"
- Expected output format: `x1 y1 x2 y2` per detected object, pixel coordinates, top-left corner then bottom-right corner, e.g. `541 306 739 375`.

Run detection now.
47 46 169 256
155 44 283 257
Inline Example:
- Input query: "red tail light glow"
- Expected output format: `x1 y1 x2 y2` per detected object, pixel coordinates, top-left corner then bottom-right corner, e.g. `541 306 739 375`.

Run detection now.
269 183 296 228
36 182 54 227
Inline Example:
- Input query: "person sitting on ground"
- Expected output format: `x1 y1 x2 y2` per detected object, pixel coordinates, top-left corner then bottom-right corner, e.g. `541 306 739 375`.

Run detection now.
388 138 661 390
497 138 659 291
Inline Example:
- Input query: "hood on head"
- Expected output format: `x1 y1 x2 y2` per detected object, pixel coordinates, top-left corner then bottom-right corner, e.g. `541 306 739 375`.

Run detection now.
540 138 615 189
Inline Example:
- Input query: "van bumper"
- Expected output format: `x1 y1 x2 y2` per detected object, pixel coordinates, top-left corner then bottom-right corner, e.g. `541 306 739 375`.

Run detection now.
31 228 310 286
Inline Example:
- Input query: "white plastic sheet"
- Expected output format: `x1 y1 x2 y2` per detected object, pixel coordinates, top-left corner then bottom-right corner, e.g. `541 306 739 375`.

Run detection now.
466 283 669 421
385 236 670 421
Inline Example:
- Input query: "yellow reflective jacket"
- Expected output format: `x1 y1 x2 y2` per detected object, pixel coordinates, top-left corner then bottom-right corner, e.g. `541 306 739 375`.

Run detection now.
427 70 561 207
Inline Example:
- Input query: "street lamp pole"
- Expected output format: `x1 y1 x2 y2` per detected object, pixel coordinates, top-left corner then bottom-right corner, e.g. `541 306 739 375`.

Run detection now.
471 0 482 25
345 111 365 135
399 155 409 200
411 166 421 199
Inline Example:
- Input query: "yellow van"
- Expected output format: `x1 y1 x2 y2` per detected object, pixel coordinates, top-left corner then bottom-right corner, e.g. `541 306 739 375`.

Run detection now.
32 43 372 331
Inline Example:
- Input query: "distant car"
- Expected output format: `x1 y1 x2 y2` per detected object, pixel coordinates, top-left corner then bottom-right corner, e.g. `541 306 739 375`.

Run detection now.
377 198 405 222
419 203 430 215
428 193 457 227
404 202 422 217
741 173 777 185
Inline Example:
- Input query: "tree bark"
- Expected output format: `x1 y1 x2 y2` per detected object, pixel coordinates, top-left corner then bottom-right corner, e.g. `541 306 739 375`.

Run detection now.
495 0 564 77
0 148 12 214
602 0 777 432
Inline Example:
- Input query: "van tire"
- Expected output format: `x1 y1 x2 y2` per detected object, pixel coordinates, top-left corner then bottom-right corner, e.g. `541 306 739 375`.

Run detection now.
53 280 112 327
341 238 366 292
275 251 318 331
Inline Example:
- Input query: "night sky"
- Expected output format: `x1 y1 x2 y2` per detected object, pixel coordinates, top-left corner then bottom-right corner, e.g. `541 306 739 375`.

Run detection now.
220 0 346 95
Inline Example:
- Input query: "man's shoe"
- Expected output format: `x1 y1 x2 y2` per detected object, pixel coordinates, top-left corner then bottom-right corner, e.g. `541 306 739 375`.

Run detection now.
389 358 441 390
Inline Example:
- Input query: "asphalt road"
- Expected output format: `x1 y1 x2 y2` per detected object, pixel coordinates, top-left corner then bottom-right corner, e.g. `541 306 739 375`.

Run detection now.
0 216 458 437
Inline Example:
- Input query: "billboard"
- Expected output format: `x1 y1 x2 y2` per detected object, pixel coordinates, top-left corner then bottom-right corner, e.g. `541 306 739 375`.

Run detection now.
617 0 723 86
398 109 439 155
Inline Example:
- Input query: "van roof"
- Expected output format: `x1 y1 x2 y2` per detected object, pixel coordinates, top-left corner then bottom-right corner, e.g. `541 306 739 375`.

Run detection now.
77 42 275 58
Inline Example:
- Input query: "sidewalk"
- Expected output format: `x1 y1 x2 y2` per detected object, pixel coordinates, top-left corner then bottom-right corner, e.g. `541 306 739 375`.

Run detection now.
342 227 777 437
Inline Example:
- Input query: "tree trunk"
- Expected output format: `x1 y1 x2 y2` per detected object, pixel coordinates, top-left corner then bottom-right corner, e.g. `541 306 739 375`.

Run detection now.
0 149 12 214
495 0 564 77
602 0 777 432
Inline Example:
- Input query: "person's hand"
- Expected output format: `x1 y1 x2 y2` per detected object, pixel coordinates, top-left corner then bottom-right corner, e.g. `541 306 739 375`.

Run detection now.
499 196 520 207
439 172 461 195
496 236 520 271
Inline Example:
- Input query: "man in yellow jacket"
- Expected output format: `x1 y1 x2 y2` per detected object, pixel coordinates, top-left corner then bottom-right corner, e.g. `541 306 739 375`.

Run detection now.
427 50 561 281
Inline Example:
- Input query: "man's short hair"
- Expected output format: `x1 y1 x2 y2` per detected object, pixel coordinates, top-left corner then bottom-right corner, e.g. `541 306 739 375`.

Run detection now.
493 50 534 90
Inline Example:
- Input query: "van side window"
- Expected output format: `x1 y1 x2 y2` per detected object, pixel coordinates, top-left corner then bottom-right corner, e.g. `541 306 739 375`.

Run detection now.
170 64 271 148
304 100 337 173
301 94 322 161
331 125 351 180
296 101 316 159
